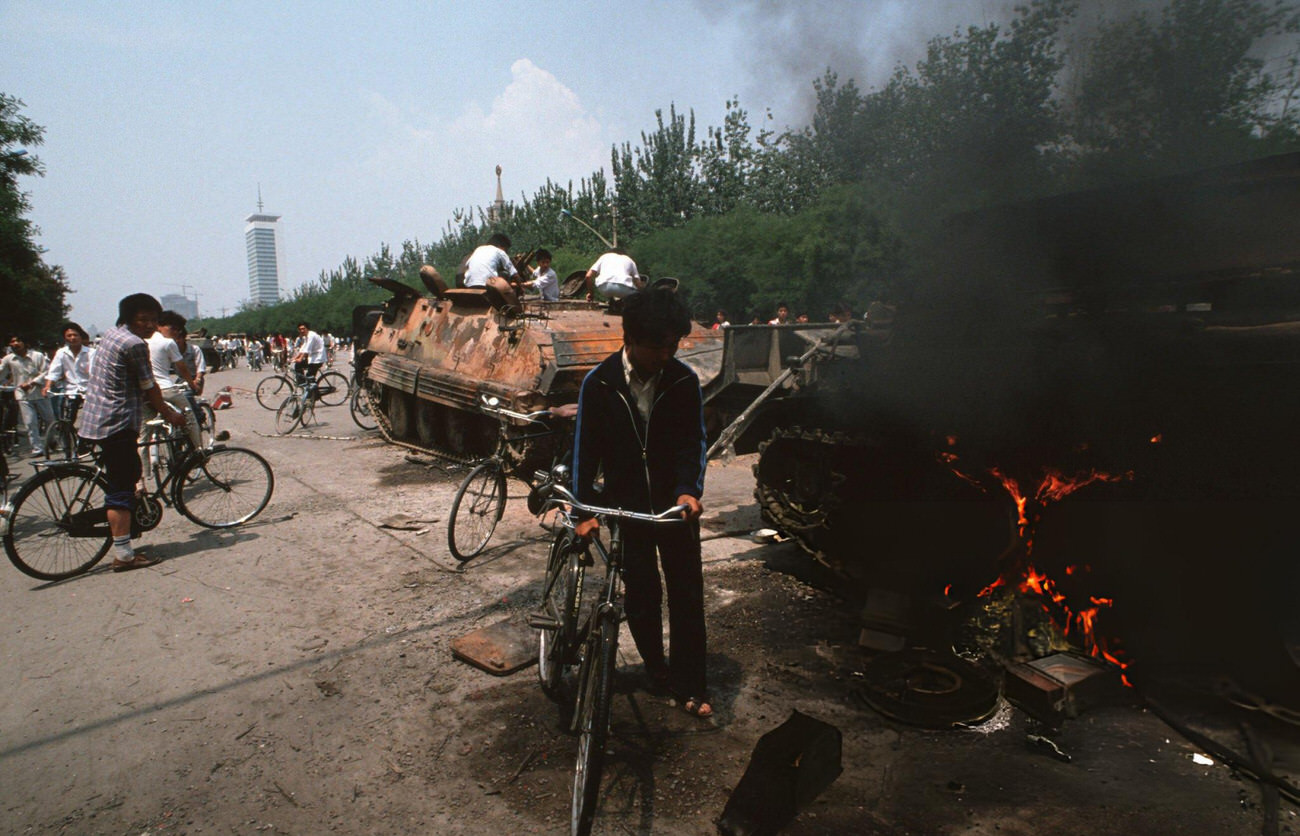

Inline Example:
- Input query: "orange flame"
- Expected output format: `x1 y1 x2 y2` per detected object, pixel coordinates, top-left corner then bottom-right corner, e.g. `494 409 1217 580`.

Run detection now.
946 453 1136 682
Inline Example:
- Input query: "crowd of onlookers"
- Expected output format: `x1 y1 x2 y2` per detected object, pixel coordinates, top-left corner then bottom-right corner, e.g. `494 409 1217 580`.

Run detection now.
196 332 351 372
705 299 887 329
0 320 352 460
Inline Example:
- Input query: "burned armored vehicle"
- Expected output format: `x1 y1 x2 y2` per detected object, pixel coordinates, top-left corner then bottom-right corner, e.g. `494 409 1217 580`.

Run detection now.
361 271 724 467
716 152 1300 616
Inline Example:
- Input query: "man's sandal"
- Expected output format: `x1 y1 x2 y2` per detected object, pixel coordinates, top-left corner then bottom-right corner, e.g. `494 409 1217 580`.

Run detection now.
111 554 156 572
683 697 713 718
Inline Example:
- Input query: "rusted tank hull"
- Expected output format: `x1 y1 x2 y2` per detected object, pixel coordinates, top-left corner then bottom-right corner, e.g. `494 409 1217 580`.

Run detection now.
364 288 723 459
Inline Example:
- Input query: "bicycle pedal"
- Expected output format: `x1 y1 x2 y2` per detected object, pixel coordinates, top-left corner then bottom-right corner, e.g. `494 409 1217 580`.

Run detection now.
527 612 560 630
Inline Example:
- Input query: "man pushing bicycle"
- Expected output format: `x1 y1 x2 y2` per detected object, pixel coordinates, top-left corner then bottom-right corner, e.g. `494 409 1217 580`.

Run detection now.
571 288 712 718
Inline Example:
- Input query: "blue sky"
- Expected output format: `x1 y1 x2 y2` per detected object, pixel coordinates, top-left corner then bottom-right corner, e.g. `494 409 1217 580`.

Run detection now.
3 0 1012 332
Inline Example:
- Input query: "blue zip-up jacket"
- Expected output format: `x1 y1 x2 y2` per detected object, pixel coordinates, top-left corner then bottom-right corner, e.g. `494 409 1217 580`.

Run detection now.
572 351 707 515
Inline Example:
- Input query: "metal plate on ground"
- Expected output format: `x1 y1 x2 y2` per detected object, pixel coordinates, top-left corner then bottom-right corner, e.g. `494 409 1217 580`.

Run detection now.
451 617 536 676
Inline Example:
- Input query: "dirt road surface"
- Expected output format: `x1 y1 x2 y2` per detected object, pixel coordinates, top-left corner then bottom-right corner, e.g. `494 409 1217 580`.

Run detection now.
0 363 1275 835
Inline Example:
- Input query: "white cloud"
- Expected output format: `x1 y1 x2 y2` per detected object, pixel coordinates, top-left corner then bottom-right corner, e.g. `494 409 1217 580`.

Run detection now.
359 58 608 215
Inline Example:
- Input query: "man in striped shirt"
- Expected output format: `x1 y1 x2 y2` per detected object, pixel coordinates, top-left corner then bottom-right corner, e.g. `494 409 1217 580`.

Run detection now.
79 294 187 571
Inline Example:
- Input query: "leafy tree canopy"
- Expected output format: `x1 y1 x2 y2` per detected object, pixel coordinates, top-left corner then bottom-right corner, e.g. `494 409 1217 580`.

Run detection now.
190 0 1300 334
0 94 70 343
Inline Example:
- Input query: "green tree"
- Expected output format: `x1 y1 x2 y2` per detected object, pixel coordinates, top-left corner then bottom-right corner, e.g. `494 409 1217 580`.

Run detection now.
0 94 70 341
1069 0 1300 181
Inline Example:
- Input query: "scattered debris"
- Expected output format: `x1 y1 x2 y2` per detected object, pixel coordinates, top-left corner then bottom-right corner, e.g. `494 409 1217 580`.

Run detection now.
450 617 536 676
857 588 914 653
1026 732 1072 763
718 710 843 836
1004 652 1125 723
378 513 440 531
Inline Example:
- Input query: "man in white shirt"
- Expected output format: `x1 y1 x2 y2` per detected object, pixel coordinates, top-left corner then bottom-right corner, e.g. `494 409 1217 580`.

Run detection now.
42 322 95 397
462 233 517 288
291 322 327 380
1 335 54 456
585 248 644 300
139 311 200 464
42 322 95 450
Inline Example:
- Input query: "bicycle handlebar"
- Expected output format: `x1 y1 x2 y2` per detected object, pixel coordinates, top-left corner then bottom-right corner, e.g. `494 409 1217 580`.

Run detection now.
542 482 689 525
480 402 554 425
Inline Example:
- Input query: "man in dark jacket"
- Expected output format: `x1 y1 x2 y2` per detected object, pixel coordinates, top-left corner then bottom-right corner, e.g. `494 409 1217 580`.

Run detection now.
572 288 711 717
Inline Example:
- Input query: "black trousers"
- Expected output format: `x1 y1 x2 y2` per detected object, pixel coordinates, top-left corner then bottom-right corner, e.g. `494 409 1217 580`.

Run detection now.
620 518 707 698
97 430 142 510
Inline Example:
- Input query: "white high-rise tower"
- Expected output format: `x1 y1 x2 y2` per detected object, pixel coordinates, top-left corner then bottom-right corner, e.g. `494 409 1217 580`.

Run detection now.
245 188 282 307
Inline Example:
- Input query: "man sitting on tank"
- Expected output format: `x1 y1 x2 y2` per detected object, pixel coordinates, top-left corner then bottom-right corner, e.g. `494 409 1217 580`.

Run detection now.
462 233 518 288
519 248 559 301
585 247 645 301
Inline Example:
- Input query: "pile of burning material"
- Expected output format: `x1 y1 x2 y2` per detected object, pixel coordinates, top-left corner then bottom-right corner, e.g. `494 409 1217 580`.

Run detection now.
851 452 1142 728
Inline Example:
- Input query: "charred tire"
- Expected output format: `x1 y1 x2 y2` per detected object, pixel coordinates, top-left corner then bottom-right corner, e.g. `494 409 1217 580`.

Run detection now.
447 460 507 561
4 465 113 580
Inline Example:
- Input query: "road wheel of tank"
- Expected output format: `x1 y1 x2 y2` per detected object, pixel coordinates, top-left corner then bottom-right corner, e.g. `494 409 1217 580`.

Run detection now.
415 400 444 449
753 427 856 568
385 388 414 439
468 413 498 458
443 407 471 453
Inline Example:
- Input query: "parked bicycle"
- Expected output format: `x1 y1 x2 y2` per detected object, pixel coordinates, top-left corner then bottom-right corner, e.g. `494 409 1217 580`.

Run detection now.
257 367 349 411
527 481 687 836
2 407 274 581
348 374 379 431
273 368 348 435
446 397 576 562
42 389 83 460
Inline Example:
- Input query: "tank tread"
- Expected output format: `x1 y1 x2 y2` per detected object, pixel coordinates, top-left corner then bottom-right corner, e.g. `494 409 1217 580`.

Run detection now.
753 426 867 569
369 386 479 466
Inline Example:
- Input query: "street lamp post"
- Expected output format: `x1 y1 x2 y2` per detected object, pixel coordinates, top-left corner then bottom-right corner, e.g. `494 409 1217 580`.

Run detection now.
559 208 614 249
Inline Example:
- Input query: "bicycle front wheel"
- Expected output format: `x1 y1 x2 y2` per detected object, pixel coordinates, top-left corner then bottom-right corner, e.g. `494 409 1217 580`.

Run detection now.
447 460 507 561
538 529 584 698
197 402 217 448
315 370 350 407
572 613 619 836
350 384 376 431
175 447 274 528
274 395 303 435
256 375 293 410
43 420 79 461
4 465 113 580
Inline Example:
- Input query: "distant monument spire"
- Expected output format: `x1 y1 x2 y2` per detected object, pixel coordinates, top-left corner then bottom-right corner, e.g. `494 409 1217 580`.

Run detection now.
490 165 505 223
